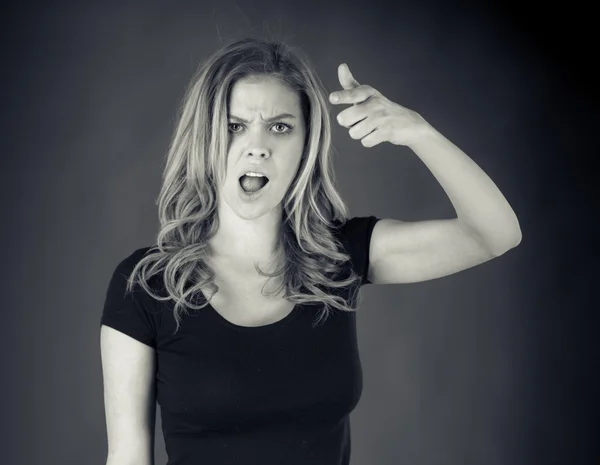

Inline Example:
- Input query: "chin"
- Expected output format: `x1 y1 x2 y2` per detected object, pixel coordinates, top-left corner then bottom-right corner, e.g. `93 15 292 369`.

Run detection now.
222 186 283 221
235 206 282 222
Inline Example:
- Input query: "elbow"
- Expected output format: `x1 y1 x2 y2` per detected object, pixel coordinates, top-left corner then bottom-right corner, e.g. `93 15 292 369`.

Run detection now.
490 230 522 256
507 225 523 249
513 230 523 247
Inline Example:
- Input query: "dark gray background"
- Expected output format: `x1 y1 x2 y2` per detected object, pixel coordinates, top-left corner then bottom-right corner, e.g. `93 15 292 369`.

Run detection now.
2 1 597 464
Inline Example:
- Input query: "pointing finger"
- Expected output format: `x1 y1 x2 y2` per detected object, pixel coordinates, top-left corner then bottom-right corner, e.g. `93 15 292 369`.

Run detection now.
338 63 360 90
330 85 377 105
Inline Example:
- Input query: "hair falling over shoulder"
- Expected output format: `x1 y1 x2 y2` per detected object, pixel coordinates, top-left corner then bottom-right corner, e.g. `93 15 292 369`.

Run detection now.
124 37 363 334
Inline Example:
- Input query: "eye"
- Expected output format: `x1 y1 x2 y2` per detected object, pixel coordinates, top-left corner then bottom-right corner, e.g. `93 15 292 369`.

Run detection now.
228 123 244 133
271 123 293 133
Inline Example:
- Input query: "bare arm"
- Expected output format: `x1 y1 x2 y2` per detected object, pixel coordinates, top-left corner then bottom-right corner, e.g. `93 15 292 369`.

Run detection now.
330 64 521 284
365 126 521 284
101 325 157 465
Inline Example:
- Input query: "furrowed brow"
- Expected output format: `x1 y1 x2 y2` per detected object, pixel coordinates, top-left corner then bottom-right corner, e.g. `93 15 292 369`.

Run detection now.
229 113 297 123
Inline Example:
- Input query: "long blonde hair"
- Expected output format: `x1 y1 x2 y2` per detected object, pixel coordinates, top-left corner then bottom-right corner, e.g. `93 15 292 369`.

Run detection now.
126 38 363 334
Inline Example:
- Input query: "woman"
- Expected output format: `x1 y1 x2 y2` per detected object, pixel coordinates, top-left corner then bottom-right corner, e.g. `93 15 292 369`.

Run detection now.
100 38 521 465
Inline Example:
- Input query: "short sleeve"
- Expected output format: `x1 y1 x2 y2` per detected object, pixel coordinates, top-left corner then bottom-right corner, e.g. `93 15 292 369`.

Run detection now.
100 247 158 349
338 216 381 286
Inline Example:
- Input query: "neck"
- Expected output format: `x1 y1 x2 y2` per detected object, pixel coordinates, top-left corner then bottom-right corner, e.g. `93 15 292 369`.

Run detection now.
210 207 284 265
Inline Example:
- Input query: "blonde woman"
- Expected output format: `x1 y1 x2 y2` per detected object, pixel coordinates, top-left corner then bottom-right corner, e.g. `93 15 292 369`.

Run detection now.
100 38 521 465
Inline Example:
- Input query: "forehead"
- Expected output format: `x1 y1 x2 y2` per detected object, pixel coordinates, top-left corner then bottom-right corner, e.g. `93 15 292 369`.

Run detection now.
228 75 301 115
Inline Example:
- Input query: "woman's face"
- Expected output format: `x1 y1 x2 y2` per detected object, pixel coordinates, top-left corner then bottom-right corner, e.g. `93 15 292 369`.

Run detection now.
218 74 307 220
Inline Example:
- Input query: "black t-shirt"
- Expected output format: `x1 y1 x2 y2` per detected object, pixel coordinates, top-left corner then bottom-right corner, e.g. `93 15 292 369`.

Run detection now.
101 216 380 465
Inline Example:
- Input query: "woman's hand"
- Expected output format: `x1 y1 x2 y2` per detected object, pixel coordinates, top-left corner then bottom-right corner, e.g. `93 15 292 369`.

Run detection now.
329 63 432 148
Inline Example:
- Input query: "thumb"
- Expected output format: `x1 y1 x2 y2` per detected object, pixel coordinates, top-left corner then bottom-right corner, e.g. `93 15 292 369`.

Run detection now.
338 63 360 90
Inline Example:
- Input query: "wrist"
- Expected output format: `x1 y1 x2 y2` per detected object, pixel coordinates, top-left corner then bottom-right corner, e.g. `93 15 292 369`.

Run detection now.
405 118 438 149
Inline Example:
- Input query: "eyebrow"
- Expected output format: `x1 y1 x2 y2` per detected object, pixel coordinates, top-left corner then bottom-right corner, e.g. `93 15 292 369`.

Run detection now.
228 113 297 123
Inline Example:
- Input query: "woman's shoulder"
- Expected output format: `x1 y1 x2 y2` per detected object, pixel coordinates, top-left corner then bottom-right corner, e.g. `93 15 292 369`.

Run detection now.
331 216 380 244
113 246 156 272
110 246 164 292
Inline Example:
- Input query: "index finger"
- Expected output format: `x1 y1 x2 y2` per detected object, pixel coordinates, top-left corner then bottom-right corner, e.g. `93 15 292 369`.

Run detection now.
329 85 376 105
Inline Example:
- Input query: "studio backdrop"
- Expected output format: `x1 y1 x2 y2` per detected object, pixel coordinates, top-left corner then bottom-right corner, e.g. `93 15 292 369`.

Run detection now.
2 1 597 465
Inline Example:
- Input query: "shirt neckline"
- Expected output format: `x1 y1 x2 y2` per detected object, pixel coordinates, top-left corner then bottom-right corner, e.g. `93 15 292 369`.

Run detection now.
203 298 304 332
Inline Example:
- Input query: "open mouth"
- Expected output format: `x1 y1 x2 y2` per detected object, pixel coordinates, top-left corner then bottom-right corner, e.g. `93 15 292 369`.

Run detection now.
239 174 270 194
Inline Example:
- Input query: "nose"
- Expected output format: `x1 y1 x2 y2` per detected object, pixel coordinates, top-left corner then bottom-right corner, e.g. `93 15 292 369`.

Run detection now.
246 146 271 159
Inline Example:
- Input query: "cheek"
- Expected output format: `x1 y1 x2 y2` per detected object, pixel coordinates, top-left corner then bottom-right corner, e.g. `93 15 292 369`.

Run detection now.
279 144 304 175
279 156 304 192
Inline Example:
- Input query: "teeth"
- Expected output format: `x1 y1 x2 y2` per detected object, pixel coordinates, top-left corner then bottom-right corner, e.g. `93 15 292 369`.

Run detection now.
244 172 266 177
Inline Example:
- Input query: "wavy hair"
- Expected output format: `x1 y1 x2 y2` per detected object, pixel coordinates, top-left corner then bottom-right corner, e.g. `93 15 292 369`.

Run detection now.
125 37 363 334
